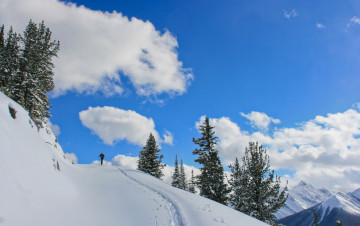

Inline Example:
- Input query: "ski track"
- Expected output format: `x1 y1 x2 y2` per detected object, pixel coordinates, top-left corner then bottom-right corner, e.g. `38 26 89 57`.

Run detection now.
117 168 187 226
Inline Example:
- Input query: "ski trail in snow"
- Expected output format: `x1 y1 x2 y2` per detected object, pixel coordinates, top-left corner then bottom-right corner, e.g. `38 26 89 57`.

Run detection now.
118 168 187 226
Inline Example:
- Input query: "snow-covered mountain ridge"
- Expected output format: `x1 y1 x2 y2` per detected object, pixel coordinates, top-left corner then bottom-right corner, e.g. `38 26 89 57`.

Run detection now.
275 180 333 219
0 92 267 226
276 185 360 225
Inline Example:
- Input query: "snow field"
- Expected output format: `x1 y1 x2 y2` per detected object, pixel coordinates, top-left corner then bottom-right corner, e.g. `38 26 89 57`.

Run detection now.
0 92 267 226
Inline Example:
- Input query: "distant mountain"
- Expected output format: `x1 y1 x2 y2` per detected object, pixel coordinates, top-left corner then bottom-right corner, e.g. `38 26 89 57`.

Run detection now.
277 189 360 226
275 181 333 219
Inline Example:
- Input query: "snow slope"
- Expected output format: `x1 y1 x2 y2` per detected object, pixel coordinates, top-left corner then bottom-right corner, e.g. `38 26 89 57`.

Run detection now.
275 181 333 219
0 92 267 226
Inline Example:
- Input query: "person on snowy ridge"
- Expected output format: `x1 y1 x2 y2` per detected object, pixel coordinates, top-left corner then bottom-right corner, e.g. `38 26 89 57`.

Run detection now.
99 152 105 165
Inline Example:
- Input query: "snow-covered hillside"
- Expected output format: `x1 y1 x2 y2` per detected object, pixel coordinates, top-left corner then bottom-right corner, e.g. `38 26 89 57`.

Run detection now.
275 181 333 219
0 92 267 226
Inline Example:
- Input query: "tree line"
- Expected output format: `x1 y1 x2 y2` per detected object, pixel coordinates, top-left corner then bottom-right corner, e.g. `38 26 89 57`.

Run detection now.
137 117 288 225
0 20 59 128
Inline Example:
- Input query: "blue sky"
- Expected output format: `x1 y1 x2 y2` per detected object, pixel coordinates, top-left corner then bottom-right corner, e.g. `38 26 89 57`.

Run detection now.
2 0 360 191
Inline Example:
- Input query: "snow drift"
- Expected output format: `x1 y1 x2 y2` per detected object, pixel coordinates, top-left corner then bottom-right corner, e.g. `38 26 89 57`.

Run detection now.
0 92 267 226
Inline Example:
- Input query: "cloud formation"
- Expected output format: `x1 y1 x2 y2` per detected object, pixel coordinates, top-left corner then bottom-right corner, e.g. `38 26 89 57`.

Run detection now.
284 9 298 19
240 111 280 131
79 106 161 146
46 120 61 136
162 130 174 145
0 0 192 97
196 108 360 192
350 16 360 25
64 153 78 164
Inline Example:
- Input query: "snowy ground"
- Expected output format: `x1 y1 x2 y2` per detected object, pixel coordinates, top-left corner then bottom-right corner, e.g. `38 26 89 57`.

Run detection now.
0 92 267 226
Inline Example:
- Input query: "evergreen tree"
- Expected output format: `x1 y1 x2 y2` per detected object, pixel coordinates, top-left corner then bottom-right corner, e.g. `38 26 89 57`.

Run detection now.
0 20 59 128
192 116 229 204
230 142 288 224
313 209 319 226
0 26 20 97
171 155 181 188
179 159 187 190
137 133 165 179
0 25 4 89
16 20 59 128
229 157 249 211
188 170 196 194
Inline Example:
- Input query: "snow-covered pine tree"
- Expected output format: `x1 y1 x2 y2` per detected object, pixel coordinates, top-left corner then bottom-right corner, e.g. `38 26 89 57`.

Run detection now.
234 142 288 224
179 159 187 190
0 25 4 89
171 155 181 188
14 20 59 128
0 26 20 97
188 170 196 194
137 133 165 179
229 157 249 212
192 116 229 204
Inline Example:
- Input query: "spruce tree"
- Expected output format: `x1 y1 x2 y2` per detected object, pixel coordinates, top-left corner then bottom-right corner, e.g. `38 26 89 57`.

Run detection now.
0 25 5 89
137 133 165 179
192 116 229 204
188 170 196 194
179 159 187 190
0 26 20 97
0 20 59 128
171 155 181 188
229 157 249 211
231 142 288 224
16 20 59 128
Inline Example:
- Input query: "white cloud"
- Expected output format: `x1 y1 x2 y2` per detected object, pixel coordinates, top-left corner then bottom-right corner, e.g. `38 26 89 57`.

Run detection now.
162 130 174 145
112 154 138 170
46 120 61 136
240 111 280 131
284 9 298 19
347 16 360 28
0 0 192 97
196 108 360 192
316 23 326 29
79 106 160 146
64 153 78 164
350 16 360 25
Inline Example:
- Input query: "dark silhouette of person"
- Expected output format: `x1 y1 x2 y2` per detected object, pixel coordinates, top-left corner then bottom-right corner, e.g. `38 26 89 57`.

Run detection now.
99 152 105 165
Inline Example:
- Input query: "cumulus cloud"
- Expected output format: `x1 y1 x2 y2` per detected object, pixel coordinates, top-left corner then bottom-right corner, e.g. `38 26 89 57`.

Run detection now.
79 106 160 146
162 130 174 145
196 108 360 192
46 120 61 136
284 9 298 19
111 154 200 185
0 0 192 97
240 111 280 131
112 154 138 169
64 153 78 164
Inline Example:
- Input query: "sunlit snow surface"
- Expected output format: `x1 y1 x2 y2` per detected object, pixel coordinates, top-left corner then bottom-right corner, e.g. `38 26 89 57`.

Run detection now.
0 92 267 226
